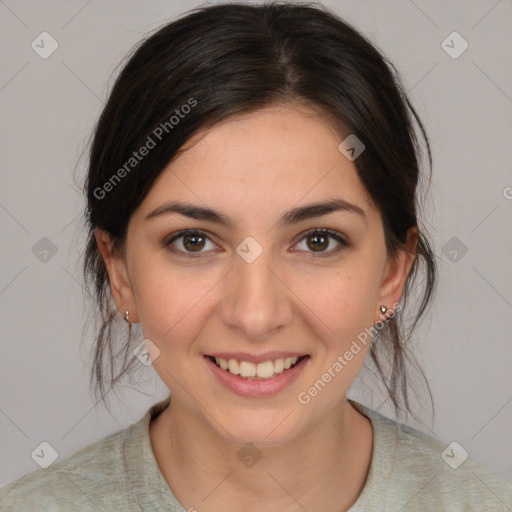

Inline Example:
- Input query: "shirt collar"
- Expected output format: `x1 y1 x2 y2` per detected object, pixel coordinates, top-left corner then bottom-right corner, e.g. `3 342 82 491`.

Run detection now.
123 395 394 511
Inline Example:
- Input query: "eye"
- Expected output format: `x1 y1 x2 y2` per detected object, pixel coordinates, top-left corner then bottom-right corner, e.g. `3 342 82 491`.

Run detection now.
163 228 350 260
294 229 349 258
164 230 218 258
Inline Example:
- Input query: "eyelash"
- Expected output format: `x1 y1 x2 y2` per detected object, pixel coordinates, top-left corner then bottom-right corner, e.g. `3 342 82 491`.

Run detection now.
163 228 350 260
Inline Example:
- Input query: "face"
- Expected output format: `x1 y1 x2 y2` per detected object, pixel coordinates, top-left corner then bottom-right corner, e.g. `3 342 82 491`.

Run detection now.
96 104 416 447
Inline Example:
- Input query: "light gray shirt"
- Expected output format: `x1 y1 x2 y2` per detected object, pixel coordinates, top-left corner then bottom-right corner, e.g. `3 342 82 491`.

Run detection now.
1 396 511 511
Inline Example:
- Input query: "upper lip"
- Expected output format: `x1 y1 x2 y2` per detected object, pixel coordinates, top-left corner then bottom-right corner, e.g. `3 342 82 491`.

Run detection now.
206 352 309 364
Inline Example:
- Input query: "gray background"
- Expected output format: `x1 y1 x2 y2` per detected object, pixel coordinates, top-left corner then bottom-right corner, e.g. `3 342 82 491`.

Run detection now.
1 0 511 487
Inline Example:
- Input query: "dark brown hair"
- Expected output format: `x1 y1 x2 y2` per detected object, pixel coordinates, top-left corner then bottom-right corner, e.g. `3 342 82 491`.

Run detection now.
80 1 437 420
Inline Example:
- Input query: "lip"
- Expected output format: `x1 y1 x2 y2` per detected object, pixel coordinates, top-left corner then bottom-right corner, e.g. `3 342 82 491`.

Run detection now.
206 351 308 364
204 354 310 398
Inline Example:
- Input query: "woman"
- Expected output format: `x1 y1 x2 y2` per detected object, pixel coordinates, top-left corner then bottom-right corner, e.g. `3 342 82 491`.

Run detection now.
1 2 510 510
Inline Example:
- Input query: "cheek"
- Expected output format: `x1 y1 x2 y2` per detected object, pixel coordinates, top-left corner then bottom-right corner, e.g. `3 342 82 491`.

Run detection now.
131 261 214 349
291 261 381 348
133 271 215 385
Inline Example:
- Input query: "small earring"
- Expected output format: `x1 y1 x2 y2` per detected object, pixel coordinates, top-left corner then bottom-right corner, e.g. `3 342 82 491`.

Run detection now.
380 305 387 314
124 310 130 323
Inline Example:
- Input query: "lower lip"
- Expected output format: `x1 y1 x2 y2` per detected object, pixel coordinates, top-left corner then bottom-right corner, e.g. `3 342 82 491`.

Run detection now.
204 355 310 398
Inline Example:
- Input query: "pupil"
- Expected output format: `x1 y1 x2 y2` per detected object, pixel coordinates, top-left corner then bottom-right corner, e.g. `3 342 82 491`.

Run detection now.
309 234 327 251
184 234 204 251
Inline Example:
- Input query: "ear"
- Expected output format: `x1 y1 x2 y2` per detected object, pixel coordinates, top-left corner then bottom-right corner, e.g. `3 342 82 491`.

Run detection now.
94 228 138 323
375 226 418 322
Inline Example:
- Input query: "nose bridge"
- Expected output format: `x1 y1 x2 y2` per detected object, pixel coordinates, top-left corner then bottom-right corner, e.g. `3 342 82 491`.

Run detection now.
222 237 291 338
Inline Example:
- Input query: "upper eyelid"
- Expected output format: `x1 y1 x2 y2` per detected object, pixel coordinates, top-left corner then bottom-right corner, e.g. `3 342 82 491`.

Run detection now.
165 229 218 246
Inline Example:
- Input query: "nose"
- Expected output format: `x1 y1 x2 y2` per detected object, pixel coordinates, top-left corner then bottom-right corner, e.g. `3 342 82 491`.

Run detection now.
218 244 293 340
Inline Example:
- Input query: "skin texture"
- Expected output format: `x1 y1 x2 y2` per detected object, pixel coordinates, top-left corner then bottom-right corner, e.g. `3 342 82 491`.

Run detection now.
95 103 417 511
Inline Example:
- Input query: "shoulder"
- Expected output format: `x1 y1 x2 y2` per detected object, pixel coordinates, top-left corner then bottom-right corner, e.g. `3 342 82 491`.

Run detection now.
0 419 139 511
390 416 512 511
351 400 512 511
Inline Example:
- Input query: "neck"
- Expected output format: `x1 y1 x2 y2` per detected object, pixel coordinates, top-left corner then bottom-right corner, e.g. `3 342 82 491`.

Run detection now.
150 397 373 512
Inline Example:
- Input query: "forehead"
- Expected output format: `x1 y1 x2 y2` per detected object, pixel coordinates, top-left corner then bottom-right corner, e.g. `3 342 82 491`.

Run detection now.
139 104 374 222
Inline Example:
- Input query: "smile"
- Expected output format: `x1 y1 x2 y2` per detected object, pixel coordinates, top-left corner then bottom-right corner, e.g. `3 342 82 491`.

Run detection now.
204 354 310 398
208 355 306 380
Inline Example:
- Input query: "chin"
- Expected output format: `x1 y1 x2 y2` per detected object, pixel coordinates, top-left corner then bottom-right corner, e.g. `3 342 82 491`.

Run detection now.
211 409 304 449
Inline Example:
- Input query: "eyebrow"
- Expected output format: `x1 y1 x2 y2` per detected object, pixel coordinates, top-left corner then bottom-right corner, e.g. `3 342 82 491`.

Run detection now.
145 198 367 227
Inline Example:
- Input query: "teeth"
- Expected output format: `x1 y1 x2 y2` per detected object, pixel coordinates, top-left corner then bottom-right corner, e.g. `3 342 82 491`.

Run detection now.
228 358 240 375
274 358 284 373
256 361 274 378
239 361 256 377
213 356 301 379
